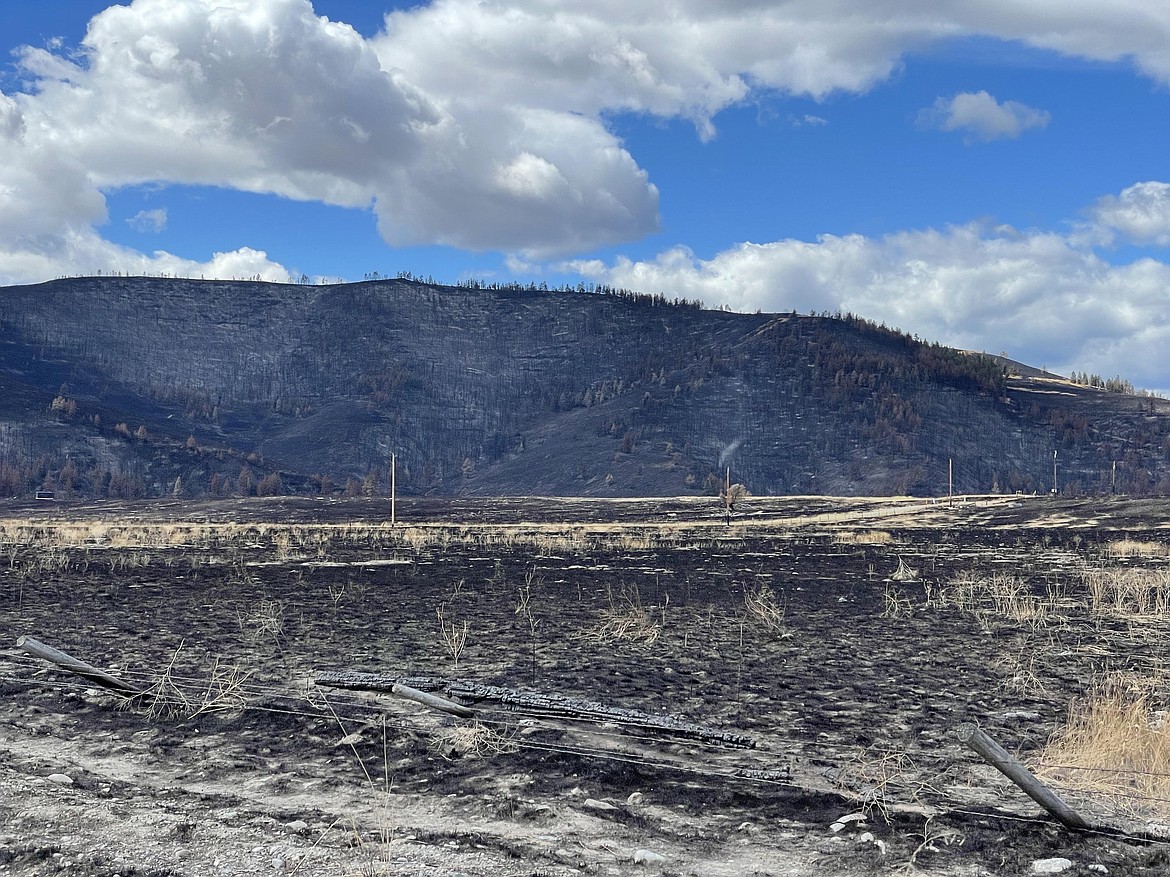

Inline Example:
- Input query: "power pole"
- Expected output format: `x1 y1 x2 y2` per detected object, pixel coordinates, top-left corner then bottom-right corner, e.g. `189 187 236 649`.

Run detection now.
390 452 397 526
948 458 953 506
725 466 731 526
1052 450 1058 495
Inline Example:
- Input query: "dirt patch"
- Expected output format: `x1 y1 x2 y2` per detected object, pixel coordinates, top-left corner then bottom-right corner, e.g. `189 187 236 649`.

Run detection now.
4 495 1170 875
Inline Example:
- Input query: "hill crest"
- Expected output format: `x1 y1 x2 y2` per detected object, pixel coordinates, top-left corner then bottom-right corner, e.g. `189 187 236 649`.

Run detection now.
1 275 1167 499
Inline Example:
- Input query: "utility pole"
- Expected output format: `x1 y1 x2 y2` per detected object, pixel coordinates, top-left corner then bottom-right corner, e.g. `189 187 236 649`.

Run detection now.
948 458 953 506
1112 460 1117 495
725 466 731 526
1052 450 1058 495
390 452 397 526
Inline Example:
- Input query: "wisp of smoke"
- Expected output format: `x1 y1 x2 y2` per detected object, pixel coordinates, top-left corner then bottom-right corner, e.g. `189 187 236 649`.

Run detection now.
719 439 742 467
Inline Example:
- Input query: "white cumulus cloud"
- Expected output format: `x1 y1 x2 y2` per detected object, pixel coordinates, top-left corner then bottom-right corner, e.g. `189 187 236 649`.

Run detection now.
127 208 168 233
1090 181 1170 247
564 184 1170 394
3 0 1170 285
919 91 1051 142
0 0 661 280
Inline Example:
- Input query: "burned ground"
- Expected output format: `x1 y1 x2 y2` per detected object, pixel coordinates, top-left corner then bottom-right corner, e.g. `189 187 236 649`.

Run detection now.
3 494 1170 875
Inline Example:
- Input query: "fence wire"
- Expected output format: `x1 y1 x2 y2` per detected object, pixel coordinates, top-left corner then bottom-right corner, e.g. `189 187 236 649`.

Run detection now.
6 649 1170 853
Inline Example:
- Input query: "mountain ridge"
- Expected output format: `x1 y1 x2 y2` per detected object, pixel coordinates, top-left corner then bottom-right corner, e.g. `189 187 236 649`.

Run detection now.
1 275 1167 499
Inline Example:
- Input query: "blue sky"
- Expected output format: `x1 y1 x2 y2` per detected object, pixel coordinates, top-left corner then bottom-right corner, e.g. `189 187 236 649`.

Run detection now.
3 2 1170 390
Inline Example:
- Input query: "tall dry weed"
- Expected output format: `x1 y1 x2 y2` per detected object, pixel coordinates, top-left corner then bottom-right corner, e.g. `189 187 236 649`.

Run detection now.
1036 674 1170 820
834 530 895 546
742 581 790 637
1104 539 1170 559
1082 566 1170 620
586 582 662 646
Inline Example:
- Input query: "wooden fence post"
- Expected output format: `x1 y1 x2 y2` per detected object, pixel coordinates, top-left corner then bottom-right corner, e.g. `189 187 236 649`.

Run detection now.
956 722 1090 830
17 636 141 695
391 683 475 718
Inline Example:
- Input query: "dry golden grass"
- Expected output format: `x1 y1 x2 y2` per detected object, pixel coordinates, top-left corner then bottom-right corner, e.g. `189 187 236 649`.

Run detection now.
932 571 1054 628
1104 539 1170 559
931 562 1170 631
1083 566 1170 620
0 494 1032 562
1036 674 1170 820
833 530 895 546
0 517 730 557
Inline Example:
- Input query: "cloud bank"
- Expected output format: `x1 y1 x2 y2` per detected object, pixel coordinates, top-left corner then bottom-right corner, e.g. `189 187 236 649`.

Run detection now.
3 0 1170 387
4 0 1170 281
565 189 1170 392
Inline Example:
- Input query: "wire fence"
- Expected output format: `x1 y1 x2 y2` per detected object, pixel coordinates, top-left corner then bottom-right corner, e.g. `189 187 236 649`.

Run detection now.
5 649 1170 853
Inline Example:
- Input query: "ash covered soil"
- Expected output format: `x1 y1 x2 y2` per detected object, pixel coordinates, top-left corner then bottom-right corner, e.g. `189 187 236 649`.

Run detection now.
4 494 1170 876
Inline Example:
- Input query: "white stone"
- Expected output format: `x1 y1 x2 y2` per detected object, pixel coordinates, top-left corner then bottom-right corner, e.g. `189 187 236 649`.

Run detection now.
634 849 666 865
830 813 866 832
857 832 887 855
626 791 644 806
584 798 618 811
1087 866 1108 874
284 820 309 834
1032 858 1074 874
47 773 73 786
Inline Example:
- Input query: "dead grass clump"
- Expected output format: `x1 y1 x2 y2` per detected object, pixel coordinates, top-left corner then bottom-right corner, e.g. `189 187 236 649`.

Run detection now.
588 603 662 645
992 636 1053 696
1104 539 1170 559
1036 675 1170 820
743 581 790 636
586 584 662 646
435 604 470 670
834 530 895 546
890 557 919 581
1083 566 1170 619
432 720 518 759
833 744 934 823
132 646 253 720
237 598 286 648
881 583 914 619
933 571 1051 628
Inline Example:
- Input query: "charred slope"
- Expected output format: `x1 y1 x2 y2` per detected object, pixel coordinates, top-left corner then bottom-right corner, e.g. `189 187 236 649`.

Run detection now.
0 276 1167 499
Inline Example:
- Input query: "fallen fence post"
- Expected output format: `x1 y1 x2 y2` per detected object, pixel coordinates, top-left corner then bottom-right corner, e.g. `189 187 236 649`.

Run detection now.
391 683 475 718
315 670 755 748
956 722 1090 831
17 635 141 696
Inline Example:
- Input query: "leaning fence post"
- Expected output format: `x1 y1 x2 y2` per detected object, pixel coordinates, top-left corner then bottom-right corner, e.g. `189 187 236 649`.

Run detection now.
391 683 475 719
17 636 141 695
956 722 1090 830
